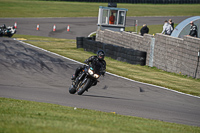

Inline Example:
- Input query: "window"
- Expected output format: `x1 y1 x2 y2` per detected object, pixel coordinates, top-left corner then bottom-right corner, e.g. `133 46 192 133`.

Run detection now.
102 9 109 24
118 11 125 25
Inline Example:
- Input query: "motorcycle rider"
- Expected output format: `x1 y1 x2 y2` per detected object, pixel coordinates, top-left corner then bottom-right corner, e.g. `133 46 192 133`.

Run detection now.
71 50 106 86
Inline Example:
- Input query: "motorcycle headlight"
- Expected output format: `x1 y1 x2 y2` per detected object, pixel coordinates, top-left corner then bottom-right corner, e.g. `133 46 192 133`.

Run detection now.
94 74 99 78
88 69 94 75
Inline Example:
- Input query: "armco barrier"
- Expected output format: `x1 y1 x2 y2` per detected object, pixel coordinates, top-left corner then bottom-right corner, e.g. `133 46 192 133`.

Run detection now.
52 0 200 4
76 37 146 66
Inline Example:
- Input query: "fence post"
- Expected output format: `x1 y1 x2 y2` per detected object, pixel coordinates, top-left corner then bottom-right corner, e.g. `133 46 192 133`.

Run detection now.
194 50 200 78
149 37 155 67
136 20 138 33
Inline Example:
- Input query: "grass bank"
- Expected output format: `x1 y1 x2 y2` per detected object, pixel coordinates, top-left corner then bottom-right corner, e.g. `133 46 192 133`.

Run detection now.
1 97 200 133
13 34 200 97
0 0 200 17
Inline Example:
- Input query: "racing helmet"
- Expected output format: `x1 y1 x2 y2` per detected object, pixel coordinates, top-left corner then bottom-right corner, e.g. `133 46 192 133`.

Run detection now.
97 50 105 60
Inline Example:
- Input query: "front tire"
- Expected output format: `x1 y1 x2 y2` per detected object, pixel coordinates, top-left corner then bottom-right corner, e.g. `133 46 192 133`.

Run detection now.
69 85 76 94
77 78 91 95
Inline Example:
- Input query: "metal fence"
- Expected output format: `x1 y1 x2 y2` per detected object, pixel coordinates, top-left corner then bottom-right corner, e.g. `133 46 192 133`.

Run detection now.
48 0 200 4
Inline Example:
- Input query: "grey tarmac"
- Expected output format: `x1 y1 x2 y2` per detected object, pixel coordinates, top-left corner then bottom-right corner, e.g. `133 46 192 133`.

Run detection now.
0 16 190 39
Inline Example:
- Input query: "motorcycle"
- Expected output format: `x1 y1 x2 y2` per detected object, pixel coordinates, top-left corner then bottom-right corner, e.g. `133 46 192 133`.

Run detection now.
0 25 16 37
69 65 103 95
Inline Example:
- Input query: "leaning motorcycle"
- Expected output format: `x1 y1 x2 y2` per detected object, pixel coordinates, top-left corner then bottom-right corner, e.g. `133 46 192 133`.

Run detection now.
69 65 102 95
0 26 16 37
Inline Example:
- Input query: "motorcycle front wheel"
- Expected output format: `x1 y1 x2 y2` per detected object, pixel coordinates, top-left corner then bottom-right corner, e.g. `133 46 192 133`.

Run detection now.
77 78 91 95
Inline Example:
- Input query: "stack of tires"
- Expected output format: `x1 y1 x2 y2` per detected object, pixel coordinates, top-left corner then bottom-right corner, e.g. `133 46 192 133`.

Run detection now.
76 37 84 48
126 49 146 66
82 37 98 53
76 37 146 66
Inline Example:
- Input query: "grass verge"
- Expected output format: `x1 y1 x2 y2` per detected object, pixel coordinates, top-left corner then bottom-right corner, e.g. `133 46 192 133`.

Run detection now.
1 97 200 133
0 0 200 17
12 34 200 97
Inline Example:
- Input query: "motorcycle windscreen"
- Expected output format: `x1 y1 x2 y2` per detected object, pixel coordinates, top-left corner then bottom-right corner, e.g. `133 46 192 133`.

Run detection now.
91 61 103 75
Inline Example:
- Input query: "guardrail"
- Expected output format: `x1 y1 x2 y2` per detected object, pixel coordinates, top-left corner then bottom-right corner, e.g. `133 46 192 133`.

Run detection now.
50 0 200 4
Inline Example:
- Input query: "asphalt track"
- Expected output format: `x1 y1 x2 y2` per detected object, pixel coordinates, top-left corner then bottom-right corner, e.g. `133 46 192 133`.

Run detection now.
1 16 200 127
0 16 190 39
0 37 200 127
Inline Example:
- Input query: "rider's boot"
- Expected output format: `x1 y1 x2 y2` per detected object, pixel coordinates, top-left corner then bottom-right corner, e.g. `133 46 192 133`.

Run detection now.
71 66 83 80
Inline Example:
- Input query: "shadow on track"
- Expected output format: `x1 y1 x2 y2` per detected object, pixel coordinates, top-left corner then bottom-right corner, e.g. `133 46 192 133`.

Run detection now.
82 94 134 101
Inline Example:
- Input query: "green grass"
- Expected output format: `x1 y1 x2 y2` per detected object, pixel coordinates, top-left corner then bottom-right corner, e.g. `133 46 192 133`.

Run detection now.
13 34 200 97
1 97 200 133
0 0 200 17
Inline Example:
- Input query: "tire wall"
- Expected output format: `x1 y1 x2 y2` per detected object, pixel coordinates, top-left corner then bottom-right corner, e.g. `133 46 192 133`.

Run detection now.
76 37 147 66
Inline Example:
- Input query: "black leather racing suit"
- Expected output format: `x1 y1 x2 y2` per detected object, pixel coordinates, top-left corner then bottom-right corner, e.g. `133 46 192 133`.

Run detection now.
73 56 106 81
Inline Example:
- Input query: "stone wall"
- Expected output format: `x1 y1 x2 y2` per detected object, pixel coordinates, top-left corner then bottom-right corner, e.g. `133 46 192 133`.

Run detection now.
96 29 200 78
154 34 200 78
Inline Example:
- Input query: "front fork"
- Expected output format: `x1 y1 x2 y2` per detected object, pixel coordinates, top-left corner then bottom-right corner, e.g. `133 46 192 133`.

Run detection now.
78 75 88 89
74 72 87 88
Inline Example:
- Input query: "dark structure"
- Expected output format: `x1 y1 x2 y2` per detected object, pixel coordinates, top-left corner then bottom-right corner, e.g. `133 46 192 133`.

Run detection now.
76 37 147 66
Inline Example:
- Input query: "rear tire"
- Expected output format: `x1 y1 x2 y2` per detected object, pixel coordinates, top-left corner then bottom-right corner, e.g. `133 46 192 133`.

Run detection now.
77 78 91 95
